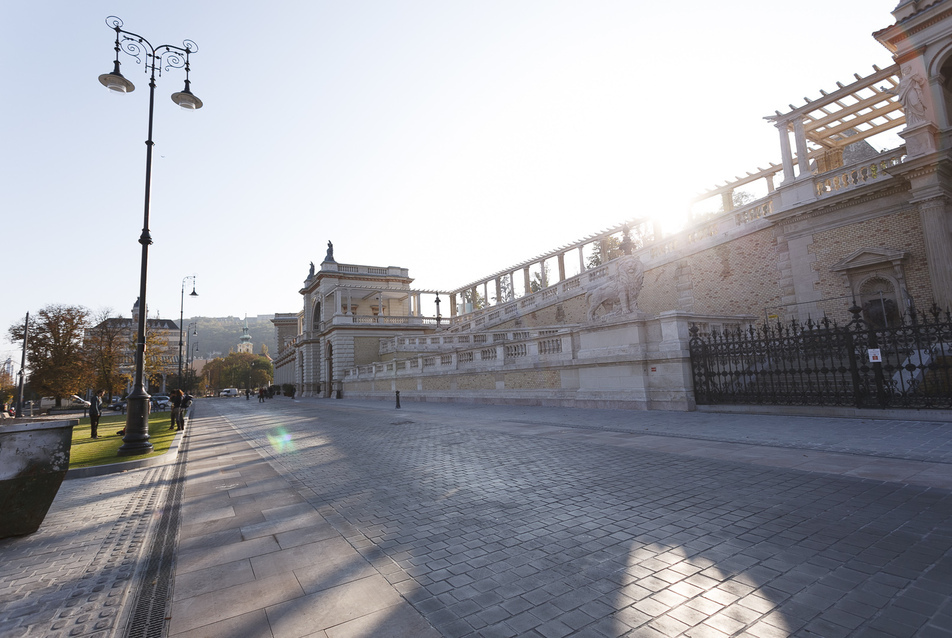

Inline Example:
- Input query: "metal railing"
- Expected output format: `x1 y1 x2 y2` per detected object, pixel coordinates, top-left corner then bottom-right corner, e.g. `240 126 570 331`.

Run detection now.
690 303 952 409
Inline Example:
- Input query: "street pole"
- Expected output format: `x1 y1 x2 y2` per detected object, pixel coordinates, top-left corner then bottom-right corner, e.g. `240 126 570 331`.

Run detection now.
99 16 203 456
15 312 28 418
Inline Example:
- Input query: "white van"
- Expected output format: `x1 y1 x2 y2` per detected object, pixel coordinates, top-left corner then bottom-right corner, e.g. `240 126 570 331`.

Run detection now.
219 388 240 397
39 395 91 409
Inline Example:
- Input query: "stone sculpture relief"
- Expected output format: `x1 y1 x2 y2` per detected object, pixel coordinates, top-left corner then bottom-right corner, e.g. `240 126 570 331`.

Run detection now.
586 254 646 321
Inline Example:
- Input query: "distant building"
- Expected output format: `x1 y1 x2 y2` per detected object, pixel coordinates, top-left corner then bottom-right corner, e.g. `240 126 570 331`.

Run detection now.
237 317 254 354
84 299 179 394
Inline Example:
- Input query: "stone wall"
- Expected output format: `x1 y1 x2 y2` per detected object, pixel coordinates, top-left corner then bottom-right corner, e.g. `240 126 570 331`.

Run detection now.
342 313 749 410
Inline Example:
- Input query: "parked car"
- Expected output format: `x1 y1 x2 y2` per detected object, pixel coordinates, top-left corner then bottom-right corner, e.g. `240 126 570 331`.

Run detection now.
70 395 91 409
110 400 127 411
151 394 171 410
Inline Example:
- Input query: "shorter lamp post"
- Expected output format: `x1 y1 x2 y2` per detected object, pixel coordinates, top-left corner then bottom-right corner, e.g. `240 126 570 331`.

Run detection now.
184 322 197 390
178 276 198 388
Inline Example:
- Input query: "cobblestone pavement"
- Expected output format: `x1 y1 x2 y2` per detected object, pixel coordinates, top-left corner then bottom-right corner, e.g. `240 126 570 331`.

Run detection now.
0 466 170 638
209 398 952 637
2 399 951 638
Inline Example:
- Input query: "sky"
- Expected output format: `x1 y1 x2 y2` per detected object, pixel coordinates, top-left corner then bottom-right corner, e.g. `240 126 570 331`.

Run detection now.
0 0 902 366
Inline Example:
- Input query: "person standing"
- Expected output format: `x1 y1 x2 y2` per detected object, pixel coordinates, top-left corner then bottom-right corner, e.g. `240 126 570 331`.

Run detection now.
170 389 183 431
90 390 105 439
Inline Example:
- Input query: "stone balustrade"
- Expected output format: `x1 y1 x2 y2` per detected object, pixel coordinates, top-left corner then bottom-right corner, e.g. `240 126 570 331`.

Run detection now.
814 148 905 197
346 328 575 380
378 327 576 356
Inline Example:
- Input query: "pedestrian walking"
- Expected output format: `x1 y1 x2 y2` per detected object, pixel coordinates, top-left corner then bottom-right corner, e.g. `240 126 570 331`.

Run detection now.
258 388 266 403
90 389 105 438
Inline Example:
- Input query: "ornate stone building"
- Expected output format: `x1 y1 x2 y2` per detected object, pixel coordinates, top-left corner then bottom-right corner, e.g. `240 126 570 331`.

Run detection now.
271 242 442 396
274 1 952 412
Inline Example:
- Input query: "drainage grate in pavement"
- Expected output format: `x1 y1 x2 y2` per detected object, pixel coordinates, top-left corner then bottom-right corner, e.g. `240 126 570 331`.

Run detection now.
123 428 191 638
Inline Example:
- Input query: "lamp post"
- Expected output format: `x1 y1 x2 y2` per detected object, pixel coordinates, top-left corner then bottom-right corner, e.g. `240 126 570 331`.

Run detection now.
185 322 197 391
178 276 198 388
15 312 28 418
99 16 203 456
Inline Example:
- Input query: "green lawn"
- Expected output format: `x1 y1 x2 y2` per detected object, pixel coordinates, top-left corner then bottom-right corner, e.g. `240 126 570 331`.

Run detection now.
68 412 179 469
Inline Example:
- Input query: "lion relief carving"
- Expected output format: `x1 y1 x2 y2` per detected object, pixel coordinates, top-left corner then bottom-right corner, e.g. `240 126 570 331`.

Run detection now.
585 255 646 322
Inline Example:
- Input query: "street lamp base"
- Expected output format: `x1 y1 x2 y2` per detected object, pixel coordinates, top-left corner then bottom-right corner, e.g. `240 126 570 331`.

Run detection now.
118 394 154 456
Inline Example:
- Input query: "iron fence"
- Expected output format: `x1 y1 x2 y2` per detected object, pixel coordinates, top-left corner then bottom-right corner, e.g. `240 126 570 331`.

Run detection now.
689 303 952 409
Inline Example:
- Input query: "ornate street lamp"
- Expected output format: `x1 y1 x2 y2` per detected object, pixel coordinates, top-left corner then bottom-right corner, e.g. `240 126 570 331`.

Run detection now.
178 275 198 388
99 16 203 456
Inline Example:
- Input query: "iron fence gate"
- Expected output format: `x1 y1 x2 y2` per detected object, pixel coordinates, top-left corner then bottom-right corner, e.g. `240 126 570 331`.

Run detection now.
689 304 952 409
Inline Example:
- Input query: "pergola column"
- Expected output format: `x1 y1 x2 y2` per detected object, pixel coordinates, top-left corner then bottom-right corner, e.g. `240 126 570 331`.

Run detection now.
557 253 565 282
794 117 811 178
778 120 795 182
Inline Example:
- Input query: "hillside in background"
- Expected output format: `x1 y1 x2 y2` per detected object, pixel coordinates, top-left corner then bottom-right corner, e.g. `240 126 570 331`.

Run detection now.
187 315 277 359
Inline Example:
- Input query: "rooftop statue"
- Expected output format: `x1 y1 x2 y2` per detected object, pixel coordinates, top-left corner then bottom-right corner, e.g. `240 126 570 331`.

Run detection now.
324 241 335 263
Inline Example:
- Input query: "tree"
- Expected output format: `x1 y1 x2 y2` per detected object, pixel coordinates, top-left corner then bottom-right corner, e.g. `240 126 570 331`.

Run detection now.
717 190 755 213
0 359 15 407
529 264 552 293
8 305 91 405
587 236 623 269
136 327 172 392
587 224 653 269
202 352 273 391
459 289 486 312
84 309 127 398
492 276 514 304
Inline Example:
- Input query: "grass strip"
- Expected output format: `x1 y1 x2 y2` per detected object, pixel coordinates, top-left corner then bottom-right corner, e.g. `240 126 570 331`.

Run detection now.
68 412 179 469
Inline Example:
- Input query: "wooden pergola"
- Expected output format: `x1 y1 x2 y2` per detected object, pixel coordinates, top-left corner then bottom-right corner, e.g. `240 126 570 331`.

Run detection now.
694 64 904 207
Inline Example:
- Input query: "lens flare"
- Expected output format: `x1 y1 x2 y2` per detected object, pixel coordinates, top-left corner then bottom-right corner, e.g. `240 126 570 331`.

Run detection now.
266 427 295 453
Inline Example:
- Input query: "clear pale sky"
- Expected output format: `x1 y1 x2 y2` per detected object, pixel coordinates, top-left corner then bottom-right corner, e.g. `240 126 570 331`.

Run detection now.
0 0 901 365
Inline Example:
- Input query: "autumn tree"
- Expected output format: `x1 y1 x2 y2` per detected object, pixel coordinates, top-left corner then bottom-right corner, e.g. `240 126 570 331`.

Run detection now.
202 352 273 391
132 327 172 392
8 305 91 406
84 309 127 398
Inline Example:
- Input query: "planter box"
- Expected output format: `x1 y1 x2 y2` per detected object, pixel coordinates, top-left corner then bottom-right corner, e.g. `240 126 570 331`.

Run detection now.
0 419 78 538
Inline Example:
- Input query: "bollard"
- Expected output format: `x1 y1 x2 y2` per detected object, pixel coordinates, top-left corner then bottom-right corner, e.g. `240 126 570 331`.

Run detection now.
395 390 401 409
